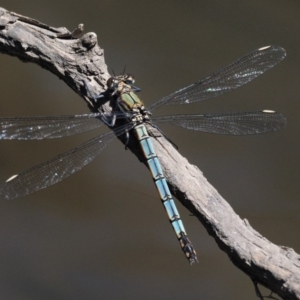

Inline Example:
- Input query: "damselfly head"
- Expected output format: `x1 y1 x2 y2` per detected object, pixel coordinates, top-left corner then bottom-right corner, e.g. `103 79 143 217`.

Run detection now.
107 74 135 89
123 74 135 85
107 77 119 89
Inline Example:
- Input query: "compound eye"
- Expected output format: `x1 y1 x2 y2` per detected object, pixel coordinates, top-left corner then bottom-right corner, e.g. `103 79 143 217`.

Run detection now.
107 77 114 88
125 75 135 85
107 77 120 89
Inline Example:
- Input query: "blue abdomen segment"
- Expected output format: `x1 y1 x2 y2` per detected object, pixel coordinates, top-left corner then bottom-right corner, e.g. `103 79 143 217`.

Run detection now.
134 124 198 264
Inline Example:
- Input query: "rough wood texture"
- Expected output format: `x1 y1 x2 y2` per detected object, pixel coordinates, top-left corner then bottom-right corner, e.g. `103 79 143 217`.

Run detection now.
0 7 299 299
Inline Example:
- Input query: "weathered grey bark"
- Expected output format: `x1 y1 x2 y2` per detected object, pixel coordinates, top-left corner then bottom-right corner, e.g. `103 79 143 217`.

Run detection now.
0 7 299 300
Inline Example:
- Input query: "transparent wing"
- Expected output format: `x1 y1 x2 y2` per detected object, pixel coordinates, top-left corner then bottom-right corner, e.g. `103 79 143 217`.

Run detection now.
148 45 286 111
0 112 133 140
153 110 287 135
1 123 133 199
